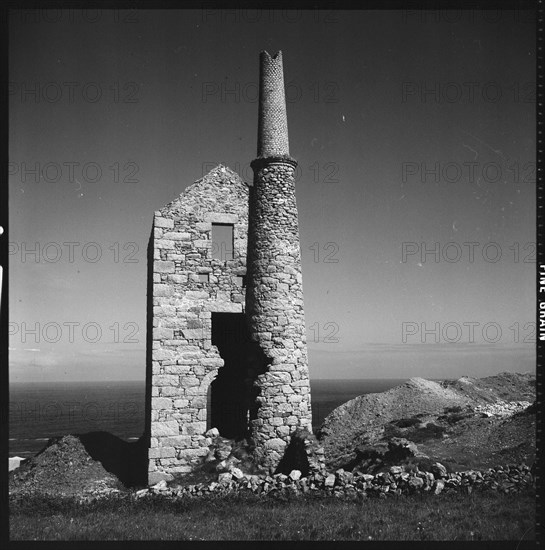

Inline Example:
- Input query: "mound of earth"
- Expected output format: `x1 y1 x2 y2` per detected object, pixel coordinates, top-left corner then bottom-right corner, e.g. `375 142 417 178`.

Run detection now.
318 372 535 473
9 435 121 497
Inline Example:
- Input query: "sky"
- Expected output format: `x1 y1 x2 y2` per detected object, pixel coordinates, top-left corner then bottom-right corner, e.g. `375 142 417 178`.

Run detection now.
8 8 536 382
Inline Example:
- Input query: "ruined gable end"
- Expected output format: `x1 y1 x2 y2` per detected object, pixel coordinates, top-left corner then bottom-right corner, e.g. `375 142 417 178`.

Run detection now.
148 165 250 483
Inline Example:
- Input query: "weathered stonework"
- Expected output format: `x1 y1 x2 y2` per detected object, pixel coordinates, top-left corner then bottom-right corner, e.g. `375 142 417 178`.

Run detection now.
245 51 313 471
147 50 314 483
246 159 312 470
148 165 249 484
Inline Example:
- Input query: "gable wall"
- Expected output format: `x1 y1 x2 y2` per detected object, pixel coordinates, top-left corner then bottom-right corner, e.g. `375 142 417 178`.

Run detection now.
148 167 249 483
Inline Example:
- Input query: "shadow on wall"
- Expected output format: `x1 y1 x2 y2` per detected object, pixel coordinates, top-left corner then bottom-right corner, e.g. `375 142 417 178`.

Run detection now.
78 431 148 488
210 312 250 438
209 312 270 441
275 430 311 476
144 227 153 474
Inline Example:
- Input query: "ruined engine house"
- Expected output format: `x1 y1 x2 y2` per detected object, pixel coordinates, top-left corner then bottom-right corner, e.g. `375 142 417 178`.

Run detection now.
147 51 313 483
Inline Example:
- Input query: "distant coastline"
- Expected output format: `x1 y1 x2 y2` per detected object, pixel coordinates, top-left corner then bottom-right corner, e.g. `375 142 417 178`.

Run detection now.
9 378 409 457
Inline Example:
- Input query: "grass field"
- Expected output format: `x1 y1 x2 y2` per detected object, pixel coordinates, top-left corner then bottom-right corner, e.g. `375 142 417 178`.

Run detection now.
10 489 536 541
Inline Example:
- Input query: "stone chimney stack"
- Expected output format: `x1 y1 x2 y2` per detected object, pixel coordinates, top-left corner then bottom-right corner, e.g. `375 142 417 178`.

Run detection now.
257 51 290 158
246 51 313 473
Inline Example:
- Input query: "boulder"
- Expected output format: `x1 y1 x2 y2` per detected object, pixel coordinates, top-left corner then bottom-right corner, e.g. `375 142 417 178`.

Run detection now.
204 449 216 463
218 472 232 483
431 462 448 478
408 476 424 490
152 479 168 491
214 437 233 461
289 469 302 481
324 473 336 487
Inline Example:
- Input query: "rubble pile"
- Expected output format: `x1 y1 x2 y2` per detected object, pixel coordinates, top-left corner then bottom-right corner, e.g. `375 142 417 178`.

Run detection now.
9 435 120 497
185 427 326 479
473 401 533 418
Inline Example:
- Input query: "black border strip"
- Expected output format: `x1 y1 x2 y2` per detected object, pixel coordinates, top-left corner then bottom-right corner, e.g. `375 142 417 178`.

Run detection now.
536 0 544 546
2 2 542 549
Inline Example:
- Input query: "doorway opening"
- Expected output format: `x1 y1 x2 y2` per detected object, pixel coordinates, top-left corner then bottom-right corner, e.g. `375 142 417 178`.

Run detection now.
209 312 253 439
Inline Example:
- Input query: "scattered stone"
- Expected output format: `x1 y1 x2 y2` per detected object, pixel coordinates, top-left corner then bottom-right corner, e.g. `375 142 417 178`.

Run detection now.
433 480 445 494
474 401 532 418
289 469 302 481
408 476 424 490
218 472 232 483
325 473 336 487
214 438 234 461
205 428 220 438
152 480 168 491
431 462 448 478
335 468 353 484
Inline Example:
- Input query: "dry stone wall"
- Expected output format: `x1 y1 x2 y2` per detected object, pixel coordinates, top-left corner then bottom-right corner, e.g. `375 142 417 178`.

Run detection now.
149 165 249 484
140 464 535 499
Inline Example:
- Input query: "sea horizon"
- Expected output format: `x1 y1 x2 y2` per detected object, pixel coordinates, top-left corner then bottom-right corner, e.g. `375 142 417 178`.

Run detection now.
9 378 412 458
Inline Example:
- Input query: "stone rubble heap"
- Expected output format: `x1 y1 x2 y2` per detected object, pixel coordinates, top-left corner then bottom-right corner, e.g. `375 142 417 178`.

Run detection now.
473 400 532 418
136 463 533 500
182 427 326 478
8 435 120 498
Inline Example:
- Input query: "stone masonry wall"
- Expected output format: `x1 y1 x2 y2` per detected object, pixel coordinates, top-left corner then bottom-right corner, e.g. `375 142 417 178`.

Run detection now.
246 157 313 472
148 165 249 484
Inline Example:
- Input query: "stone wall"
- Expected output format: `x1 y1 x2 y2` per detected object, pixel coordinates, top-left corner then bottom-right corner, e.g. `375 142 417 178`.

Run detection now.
148 165 249 484
141 463 535 499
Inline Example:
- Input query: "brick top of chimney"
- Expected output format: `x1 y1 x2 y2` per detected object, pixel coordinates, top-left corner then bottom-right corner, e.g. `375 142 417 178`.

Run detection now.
256 50 291 159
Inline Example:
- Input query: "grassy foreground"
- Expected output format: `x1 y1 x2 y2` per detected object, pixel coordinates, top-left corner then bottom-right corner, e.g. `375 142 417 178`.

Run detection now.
10 489 536 541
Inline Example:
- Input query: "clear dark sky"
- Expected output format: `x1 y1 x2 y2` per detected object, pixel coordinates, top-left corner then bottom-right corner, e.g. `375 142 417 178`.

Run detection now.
9 9 535 382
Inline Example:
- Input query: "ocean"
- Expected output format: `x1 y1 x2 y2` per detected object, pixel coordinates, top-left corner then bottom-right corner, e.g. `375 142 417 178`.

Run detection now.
9 378 407 458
